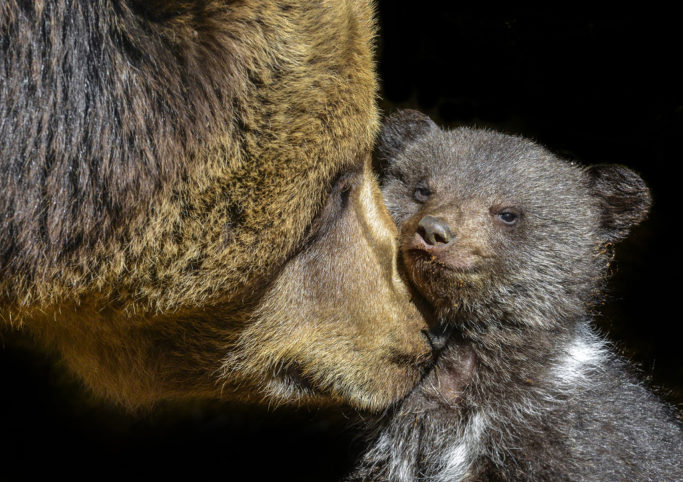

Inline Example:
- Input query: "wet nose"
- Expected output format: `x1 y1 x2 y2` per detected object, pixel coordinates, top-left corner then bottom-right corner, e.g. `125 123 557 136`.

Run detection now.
417 215 454 245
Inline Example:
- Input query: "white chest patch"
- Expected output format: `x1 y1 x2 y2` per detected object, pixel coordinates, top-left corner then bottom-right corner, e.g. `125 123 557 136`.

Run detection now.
434 411 487 481
552 331 605 386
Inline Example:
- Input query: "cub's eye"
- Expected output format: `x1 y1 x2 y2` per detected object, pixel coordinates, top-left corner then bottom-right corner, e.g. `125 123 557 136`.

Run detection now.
414 185 432 203
498 212 518 224
492 207 522 227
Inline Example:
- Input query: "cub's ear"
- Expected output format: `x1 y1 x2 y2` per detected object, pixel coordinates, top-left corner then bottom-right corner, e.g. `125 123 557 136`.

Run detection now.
586 164 652 242
375 109 437 171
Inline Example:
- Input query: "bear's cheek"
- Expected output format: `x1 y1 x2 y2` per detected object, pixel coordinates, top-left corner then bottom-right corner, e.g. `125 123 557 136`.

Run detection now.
221 168 433 411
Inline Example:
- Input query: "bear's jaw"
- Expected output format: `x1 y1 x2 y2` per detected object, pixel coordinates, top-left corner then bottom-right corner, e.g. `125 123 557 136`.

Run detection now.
218 323 435 411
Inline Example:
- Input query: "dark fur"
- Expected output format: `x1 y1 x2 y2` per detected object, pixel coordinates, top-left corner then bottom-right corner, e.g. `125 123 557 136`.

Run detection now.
1 0 238 275
1 2 433 411
350 110 682 480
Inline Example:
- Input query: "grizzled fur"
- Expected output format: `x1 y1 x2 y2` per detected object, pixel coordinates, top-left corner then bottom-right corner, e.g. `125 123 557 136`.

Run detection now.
350 110 682 480
0 2 433 410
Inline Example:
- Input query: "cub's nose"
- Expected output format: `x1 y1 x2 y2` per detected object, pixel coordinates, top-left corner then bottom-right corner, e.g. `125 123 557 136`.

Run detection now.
417 215 454 246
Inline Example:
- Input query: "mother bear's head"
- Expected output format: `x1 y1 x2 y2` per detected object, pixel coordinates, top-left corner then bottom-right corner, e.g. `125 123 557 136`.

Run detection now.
0 0 432 410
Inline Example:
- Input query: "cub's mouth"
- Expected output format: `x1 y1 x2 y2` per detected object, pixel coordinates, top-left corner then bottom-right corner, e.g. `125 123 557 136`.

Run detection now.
401 229 486 272
403 248 483 278
400 247 486 311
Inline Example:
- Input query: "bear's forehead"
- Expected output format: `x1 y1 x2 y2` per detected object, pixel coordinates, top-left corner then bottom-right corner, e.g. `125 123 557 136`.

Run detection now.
408 129 586 204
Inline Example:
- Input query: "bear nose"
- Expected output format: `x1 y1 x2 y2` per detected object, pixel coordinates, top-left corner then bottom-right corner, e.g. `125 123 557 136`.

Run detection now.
417 216 453 246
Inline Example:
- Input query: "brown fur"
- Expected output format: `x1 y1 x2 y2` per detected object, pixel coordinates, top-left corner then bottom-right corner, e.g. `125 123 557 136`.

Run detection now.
0 0 432 410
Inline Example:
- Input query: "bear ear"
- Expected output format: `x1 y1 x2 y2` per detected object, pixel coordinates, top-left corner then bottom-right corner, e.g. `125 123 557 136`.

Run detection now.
375 109 437 172
585 164 652 242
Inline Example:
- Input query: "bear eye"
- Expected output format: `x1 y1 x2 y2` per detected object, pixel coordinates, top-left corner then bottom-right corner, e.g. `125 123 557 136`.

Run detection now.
414 185 432 203
492 207 521 227
333 170 360 209
498 212 517 224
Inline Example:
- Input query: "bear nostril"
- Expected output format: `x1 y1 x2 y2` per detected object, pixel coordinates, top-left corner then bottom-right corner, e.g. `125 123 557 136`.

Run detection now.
417 216 453 245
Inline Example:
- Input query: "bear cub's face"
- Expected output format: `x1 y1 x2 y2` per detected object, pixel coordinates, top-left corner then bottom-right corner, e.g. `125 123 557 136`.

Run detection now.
379 110 651 324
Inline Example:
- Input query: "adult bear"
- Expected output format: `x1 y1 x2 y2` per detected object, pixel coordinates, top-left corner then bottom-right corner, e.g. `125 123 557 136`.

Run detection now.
0 0 432 410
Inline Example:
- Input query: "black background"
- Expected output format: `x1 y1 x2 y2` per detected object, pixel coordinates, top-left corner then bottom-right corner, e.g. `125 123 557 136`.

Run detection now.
1 5 681 481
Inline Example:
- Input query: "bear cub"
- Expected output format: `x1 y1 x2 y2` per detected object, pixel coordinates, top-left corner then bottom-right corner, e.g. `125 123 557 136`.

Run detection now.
350 110 682 481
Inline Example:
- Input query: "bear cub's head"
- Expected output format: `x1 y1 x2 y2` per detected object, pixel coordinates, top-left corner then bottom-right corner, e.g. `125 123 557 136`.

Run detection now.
379 110 651 328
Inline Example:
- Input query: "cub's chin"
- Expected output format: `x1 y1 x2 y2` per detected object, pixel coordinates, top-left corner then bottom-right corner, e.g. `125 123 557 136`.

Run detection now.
401 249 494 320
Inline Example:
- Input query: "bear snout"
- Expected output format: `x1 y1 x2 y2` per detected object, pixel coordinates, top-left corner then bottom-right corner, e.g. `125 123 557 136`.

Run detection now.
417 215 454 246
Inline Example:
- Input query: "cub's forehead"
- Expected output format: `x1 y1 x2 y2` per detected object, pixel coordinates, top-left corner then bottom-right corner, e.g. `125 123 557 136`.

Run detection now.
397 127 585 201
